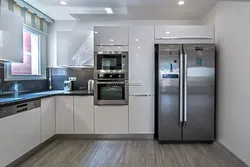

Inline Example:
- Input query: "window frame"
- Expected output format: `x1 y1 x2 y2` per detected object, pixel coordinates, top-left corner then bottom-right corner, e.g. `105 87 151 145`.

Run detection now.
4 24 47 81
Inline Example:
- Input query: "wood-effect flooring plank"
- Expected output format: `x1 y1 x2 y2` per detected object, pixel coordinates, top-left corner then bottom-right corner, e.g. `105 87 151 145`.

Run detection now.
18 140 247 167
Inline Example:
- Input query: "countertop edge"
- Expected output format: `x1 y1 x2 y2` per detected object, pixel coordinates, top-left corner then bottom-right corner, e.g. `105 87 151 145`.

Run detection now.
0 91 94 107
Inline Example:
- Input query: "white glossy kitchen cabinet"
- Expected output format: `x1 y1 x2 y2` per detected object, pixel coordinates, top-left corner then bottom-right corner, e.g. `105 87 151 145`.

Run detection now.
129 26 154 95
94 106 128 134
56 96 74 134
41 97 56 142
74 96 94 134
94 26 129 46
0 7 23 62
57 31 94 66
0 108 41 167
155 26 214 40
129 96 154 134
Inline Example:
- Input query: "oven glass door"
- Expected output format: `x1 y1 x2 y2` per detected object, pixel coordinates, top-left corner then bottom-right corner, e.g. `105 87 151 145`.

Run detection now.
97 81 125 100
97 54 122 70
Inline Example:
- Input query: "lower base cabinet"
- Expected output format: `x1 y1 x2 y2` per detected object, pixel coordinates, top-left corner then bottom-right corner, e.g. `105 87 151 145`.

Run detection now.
74 96 94 134
129 96 154 134
56 96 74 134
94 106 129 134
0 108 41 167
41 97 56 142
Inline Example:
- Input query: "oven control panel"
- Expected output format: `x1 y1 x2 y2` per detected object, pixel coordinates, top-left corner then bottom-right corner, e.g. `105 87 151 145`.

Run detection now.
97 73 125 79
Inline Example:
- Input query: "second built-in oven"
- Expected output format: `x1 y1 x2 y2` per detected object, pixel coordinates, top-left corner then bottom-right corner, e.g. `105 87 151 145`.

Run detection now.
94 74 128 105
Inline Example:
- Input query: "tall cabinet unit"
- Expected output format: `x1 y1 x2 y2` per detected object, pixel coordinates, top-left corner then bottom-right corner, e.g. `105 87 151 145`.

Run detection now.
56 96 74 134
94 26 129 134
129 26 155 134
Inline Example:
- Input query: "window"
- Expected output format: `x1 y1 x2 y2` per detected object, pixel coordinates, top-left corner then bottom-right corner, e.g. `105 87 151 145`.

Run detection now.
5 25 46 80
11 29 41 75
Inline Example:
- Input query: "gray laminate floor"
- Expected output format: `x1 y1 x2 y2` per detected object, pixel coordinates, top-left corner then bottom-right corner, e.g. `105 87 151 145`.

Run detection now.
18 139 246 167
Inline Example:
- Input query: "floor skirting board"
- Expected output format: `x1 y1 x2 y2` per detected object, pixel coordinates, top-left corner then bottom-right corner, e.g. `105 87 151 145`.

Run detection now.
215 141 249 167
56 134 155 140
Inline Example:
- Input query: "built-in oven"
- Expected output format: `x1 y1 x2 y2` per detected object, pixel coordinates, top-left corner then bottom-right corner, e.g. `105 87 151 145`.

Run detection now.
94 73 128 105
94 51 128 75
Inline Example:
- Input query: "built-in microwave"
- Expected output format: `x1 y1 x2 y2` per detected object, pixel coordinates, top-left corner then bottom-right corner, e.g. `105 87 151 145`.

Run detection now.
94 51 128 75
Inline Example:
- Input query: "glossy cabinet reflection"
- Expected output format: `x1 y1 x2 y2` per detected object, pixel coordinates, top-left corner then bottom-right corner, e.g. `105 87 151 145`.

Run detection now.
94 27 129 46
57 31 94 66
129 26 154 94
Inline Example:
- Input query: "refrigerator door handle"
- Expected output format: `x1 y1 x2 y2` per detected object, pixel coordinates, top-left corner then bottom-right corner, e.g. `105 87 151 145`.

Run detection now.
183 46 188 126
179 48 184 126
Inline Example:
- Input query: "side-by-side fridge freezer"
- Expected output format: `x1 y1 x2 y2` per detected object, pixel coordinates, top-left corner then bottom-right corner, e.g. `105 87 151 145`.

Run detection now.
155 44 215 143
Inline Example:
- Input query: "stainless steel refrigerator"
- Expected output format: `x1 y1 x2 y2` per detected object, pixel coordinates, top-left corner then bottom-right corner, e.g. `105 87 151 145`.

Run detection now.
155 44 215 143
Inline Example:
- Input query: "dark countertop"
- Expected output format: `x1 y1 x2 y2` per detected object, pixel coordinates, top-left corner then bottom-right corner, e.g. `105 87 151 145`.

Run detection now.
0 90 94 107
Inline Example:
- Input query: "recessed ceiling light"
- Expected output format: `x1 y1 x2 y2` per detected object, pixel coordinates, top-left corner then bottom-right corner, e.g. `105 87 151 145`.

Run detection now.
94 31 98 34
166 31 170 34
138 46 141 49
105 8 113 14
178 1 185 5
135 39 139 42
60 0 67 5
110 39 114 42
118 47 121 49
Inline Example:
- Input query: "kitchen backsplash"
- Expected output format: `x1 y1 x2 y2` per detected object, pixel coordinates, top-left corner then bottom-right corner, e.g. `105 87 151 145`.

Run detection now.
0 64 47 96
0 64 94 96
48 67 94 90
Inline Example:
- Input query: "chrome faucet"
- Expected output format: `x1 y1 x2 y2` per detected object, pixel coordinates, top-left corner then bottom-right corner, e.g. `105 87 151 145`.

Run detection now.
14 82 19 98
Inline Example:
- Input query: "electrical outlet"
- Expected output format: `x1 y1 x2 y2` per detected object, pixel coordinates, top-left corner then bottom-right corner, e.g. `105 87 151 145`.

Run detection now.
69 77 76 81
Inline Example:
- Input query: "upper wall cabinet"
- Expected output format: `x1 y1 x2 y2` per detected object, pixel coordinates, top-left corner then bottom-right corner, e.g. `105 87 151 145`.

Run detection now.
57 30 94 66
155 26 214 41
94 27 129 46
0 8 23 62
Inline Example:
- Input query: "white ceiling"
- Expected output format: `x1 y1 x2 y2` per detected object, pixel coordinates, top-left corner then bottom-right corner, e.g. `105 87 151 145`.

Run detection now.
24 0 221 21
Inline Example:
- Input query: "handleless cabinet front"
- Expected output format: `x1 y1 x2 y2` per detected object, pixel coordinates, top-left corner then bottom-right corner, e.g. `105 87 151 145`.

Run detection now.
94 106 129 134
129 96 154 134
94 27 129 46
41 97 56 142
56 96 74 134
74 96 94 134
0 107 41 167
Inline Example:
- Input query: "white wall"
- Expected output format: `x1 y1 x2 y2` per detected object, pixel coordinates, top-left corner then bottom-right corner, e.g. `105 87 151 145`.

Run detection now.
48 20 201 67
203 1 250 166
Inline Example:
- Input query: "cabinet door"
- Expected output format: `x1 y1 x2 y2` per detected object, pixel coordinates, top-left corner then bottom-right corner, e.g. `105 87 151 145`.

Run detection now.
74 96 94 134
155 26 214 39
56 96 74 134
57 31 94 66
129 26 154 95
0 108 41 167
129 96 154 134
41 97 56 142
0 8 23 62
94 106 128 134
94 27 128 46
